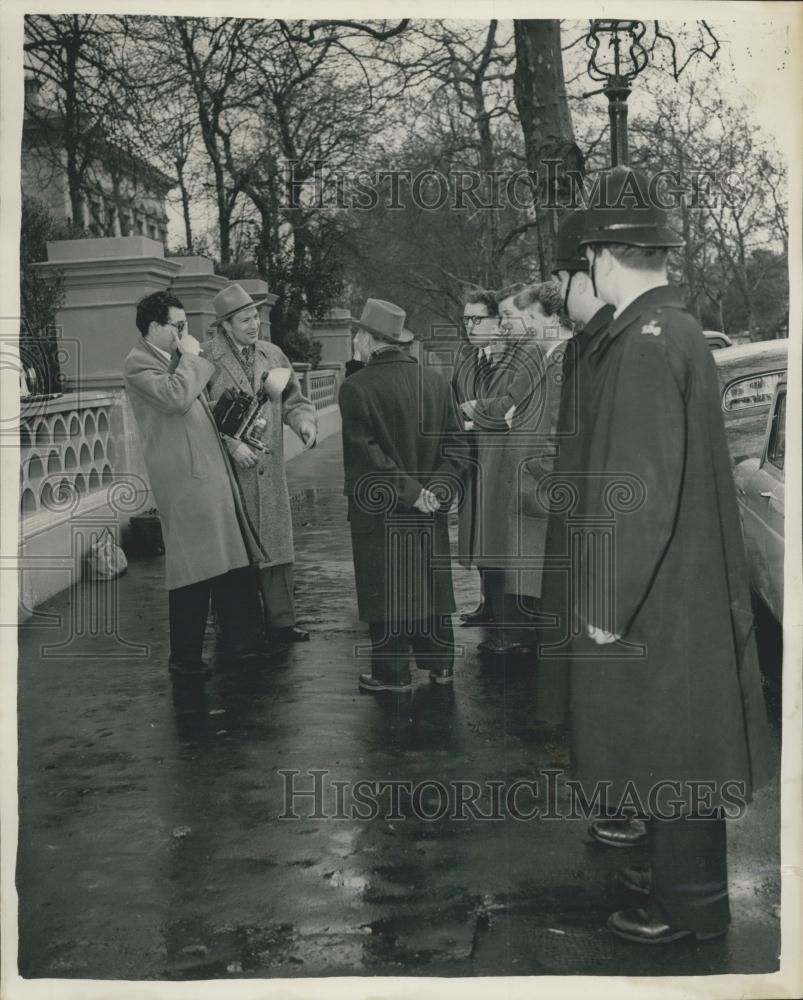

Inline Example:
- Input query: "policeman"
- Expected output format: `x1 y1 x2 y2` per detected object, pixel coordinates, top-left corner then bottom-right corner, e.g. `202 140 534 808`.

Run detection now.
550 208 613 477
553 212 646 851
538 210 649 847
566 166 773 944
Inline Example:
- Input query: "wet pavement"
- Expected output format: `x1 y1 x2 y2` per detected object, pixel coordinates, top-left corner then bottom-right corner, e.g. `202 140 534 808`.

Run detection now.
16 433 782 981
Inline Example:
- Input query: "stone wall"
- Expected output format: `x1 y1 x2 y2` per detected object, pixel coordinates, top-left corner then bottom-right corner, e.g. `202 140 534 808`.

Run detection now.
34 236 180 390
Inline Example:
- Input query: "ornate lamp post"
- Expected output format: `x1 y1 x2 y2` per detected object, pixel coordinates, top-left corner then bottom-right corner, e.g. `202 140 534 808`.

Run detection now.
584 20 650 167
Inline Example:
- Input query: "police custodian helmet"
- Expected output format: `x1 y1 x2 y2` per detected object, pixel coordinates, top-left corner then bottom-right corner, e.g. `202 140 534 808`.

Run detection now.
578 166 684 250
551 209 590 275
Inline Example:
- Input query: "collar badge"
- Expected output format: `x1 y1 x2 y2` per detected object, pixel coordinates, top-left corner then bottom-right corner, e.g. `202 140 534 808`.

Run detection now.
641 321 662 337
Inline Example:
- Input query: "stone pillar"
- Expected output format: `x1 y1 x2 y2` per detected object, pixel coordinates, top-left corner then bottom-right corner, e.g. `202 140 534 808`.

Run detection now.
228 278 278 343
171 256 228 344
308 308 354 365
34 236 181 391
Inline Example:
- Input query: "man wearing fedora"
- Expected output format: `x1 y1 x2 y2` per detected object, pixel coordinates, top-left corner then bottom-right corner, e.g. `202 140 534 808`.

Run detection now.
202 283 317 648
339 298 466 692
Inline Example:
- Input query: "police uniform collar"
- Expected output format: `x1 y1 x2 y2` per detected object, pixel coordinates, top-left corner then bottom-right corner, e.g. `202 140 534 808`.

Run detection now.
582 303 615 338
587 286 683 360
367 346 415 365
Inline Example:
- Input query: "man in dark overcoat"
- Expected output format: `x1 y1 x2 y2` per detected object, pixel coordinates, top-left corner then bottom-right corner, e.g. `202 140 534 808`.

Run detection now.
460 282 564 658
339 299 466 692
453 288 500 628
536 210 646 851
568 167 773 943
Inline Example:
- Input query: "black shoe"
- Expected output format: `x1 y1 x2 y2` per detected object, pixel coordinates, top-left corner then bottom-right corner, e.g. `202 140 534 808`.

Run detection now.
460 603 495 626
358 673 412 693
222 640 290 667
618 862 652 896
168 657 211 679
607 907 727 944
477 637 534 658
428 668 454 685
589 817 648 848
269 625 310 643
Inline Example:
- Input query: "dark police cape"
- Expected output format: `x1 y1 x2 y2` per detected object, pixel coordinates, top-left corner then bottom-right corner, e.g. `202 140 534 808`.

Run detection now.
537 287 774 811
339 347 466 625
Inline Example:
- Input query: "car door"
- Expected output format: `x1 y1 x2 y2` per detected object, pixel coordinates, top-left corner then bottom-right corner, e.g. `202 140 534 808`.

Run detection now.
762 390 786 618
736 460 771 608
736 389 785 618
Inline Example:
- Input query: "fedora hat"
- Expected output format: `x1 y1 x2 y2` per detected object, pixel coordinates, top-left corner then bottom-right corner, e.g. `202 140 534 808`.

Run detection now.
211 283 268 327
353 298 414 343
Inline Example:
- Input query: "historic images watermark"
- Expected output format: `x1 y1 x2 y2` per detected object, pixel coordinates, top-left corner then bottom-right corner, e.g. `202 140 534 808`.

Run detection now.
278 768 749 823
286 160 750 214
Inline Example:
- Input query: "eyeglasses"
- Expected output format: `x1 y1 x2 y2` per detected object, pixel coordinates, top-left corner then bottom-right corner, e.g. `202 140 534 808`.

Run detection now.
164 320 187 335
462 315 494 328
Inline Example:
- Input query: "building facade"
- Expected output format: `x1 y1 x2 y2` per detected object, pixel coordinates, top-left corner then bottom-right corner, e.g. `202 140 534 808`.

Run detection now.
21 76 173 243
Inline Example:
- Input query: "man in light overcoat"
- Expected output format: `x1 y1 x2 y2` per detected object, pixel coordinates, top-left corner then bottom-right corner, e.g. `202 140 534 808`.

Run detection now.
202 284 317 647
123 290 268 679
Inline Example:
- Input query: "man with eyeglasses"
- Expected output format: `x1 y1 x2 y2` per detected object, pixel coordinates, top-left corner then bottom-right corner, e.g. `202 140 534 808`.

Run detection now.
460 282 563 659
124 290 270 680
453 289 500 629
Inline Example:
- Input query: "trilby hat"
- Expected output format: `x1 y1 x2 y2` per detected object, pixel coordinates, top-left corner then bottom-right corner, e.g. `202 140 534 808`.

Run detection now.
211 283 267 326
353 298 414 344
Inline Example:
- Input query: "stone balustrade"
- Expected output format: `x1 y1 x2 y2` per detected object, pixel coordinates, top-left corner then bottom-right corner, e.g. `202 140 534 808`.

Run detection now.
18 387 151 617
20 392 117 519
307 369 339 411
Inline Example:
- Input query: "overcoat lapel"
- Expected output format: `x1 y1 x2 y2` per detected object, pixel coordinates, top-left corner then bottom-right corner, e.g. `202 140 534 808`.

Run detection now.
220 349 253 394
253 343 271 394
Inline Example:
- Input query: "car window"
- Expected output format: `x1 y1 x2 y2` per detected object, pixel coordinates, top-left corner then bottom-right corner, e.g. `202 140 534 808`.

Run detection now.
723 371 785 412
766 391 786 470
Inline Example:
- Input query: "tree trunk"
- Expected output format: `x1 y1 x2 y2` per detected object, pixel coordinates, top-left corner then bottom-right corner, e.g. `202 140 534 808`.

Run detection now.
470 80 502 286
513 19 581 279
175 157 193 248
64 20 84 225
285 207 307 335
681 205 700 320
214 162 232 263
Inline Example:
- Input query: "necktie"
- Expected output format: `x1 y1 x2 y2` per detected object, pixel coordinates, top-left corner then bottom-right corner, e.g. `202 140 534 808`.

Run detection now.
240 343 255 383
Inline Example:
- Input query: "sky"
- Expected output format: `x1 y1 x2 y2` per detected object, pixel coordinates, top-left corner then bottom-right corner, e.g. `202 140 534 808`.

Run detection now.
163 15 797 249
710 16 794 145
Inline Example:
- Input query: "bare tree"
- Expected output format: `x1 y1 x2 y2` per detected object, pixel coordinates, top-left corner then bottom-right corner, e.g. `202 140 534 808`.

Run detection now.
513 20 583 279
629 74 788 338
24 15 130 224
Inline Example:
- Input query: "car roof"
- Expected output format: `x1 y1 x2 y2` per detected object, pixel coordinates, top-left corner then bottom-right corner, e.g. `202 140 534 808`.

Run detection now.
714 339 788 383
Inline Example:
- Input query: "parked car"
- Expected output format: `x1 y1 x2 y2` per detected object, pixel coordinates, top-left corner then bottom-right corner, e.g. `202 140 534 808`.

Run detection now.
703 330 733 350
733 378 786 622
714 339 788 465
